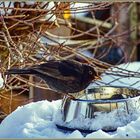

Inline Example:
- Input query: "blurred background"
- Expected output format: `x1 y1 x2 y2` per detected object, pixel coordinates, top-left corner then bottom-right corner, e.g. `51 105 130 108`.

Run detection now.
0 2 139 121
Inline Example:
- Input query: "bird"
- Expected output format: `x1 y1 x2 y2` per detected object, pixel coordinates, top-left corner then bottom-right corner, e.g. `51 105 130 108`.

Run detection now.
5 60 101 98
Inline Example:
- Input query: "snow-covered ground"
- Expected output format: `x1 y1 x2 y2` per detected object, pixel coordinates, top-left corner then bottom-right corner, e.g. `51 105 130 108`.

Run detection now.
1 62 140 138
0 99 140 138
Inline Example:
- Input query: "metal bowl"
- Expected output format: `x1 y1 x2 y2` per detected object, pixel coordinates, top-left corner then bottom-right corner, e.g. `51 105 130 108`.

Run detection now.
56 86 140 132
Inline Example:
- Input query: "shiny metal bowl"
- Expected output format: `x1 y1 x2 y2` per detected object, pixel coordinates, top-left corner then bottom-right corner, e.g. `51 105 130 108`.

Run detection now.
56 86 140 132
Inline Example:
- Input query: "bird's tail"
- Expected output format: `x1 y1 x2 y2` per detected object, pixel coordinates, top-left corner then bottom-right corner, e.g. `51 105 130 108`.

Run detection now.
5 68 32 75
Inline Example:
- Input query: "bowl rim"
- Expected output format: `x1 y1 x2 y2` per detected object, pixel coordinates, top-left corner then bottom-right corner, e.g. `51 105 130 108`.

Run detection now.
86 85 140 90
71 86 140 103
72 98 137 103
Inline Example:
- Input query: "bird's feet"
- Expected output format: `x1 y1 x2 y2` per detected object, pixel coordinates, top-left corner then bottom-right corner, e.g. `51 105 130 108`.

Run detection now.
67 94 76 100
60 92 76 100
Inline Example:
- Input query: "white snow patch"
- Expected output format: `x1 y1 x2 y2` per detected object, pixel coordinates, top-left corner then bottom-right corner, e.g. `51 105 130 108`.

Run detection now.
89 62 140 89
0 98 140 138
25 1 35 5
0 73 4 88
86 130 112 138
42 2 56 22
70 3 92 17
0 2 14 15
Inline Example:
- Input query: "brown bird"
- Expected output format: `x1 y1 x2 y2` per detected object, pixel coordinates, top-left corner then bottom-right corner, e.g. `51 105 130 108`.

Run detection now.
5 60 101 97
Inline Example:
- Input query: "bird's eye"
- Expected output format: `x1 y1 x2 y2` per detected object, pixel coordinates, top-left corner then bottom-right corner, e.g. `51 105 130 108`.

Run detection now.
89 71 92 75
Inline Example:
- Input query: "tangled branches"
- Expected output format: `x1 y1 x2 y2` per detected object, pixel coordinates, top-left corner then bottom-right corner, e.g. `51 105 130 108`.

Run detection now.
0 2 139 116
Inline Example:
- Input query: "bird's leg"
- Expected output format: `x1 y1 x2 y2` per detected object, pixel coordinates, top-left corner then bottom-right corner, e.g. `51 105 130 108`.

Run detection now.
60 92 75 100
55 45 64 55
67 94 76 100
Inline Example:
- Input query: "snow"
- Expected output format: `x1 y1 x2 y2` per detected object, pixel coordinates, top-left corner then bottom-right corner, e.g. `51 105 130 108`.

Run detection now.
70 3 92 17
42 2 57 22
55 96 140 131
90 62 140 89
25 1 35 5
0 2 56 22
0 2 14 15
0 73 4 88
86 130 112 138
1 62 140 138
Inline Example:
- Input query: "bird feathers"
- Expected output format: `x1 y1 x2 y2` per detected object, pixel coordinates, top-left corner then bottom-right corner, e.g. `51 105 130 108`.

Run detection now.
5 60 99 93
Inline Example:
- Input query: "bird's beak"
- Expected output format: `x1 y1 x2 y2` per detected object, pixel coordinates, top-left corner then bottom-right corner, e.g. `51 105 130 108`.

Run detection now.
94 75 102 81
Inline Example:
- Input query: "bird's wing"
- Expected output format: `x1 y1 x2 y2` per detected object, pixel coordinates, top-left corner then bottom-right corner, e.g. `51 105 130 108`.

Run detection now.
58 60 83 76
31 60 77 81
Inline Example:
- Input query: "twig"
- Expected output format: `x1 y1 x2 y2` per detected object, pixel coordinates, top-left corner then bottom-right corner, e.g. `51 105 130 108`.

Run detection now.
71 16 112 29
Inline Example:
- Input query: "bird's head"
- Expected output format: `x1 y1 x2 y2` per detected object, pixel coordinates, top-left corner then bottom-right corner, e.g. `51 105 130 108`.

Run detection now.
83 65 101 82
